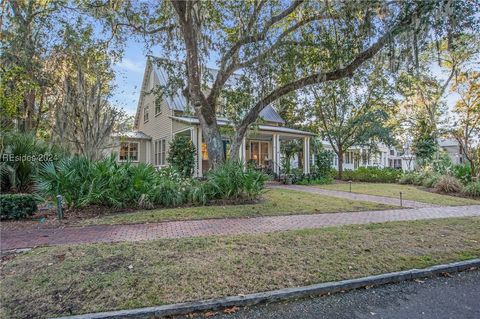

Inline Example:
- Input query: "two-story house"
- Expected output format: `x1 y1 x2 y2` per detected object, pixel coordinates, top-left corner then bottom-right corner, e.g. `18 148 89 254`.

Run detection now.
109 56 315 177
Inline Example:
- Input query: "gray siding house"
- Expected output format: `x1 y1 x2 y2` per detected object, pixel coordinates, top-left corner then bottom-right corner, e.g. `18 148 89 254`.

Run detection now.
110 56 314 177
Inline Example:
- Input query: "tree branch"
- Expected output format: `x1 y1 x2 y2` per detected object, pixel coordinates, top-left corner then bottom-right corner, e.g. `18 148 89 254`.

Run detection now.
234 3 427 139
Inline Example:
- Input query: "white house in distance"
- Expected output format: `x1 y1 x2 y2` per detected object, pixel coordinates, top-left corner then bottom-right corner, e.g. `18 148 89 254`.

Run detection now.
318 137 465 173
109 56 314 177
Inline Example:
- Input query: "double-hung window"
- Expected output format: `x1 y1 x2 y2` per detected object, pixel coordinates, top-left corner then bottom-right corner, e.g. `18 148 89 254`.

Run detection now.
119 142 139 161
155 97 162 115
144 104 149 123
155 139 166 166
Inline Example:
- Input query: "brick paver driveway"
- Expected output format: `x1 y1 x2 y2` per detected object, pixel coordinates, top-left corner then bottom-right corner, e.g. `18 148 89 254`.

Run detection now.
2 205 479 251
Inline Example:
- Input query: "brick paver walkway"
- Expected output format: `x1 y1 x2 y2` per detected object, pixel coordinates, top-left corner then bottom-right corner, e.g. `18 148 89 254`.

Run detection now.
269 184 438 208
2 205 479 251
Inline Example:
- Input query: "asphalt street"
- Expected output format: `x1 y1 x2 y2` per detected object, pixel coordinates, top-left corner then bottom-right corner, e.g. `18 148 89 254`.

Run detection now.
179 269 480 319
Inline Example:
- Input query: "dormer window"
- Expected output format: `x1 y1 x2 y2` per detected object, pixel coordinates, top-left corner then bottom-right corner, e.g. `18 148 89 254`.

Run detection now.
155 97 162 115
144 104 149 123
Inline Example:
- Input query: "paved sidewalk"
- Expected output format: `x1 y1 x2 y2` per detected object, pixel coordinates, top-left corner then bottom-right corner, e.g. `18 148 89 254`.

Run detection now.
269 184 438 208
2 205 479 251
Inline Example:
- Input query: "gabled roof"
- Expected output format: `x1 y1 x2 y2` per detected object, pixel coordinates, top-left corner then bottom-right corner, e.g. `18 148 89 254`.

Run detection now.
134 56 285 128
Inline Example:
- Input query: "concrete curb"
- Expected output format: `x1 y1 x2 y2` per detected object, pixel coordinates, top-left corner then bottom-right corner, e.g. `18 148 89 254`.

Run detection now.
54 259 480 319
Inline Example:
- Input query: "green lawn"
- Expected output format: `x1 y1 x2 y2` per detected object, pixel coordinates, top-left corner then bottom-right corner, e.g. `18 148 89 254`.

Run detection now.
2 217 479 318
316 183 479 206
80 188 394 226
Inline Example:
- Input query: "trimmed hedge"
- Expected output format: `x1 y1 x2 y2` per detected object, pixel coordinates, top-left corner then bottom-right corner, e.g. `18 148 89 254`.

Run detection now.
341 167 403 183
0 193 38 220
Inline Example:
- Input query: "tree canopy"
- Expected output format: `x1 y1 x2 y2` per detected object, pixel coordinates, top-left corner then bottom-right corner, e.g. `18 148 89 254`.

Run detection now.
93 0 478 168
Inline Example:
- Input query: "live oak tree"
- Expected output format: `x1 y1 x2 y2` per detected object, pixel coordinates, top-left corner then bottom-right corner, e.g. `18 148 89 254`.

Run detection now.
94 0 475 169
308 65 395 178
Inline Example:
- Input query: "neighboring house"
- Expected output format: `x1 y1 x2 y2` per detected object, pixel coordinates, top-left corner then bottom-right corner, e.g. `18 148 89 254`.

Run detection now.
317 137 465 173
437 138 465 165
109 56 314 177
320 141 415 172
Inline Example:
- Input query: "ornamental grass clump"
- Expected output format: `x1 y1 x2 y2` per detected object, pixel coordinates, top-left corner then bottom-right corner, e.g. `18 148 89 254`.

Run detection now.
434 175 463 194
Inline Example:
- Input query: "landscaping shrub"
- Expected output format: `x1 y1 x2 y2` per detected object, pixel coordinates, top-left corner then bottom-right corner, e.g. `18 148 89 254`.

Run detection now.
204 161 268 200
313 150 334 177
434 175 463 194
36 155 188 209
341 167 402 183
0 193 38 220
398 172 417 184
453 164 472 184
1 132 66 192
295 176 333 185
462 181 480 197
421 174 441 188
36 156 267 210
167 135 196 178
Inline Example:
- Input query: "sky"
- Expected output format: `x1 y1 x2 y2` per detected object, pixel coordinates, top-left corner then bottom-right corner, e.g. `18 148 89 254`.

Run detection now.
111 37 150 116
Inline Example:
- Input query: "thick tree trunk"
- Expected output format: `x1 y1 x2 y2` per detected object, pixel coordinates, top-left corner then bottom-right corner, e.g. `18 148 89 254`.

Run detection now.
337 151 344 180
201 121 225 169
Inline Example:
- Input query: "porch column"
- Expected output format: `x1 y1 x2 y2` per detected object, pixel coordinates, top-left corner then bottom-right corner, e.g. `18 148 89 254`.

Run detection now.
146 141 151 164
273 133 281 175
303 136 310 174
197 127 203 177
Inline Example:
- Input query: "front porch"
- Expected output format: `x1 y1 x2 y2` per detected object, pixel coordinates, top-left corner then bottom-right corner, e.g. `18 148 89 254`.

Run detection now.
171 118 314 178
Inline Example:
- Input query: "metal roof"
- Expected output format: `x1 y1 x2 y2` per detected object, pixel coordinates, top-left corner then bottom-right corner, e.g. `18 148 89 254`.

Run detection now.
170 116 314 136
150 56 285 124
437 138 459 147
111 131 152 140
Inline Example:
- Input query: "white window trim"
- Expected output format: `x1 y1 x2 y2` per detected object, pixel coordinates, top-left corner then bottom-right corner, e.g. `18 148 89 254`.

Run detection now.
144 104 150 123
154 138 167 167
118 142 140 162
173 127 193 139
155 97 162 116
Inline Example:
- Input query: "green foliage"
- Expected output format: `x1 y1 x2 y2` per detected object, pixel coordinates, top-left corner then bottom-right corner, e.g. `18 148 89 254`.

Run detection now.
314 150 334 177
36 156 267 210
341 167 402 183
295 176 333 185
453 164 472 184
167 135 196 178
398 172 417 185
462 181 480 197
0 193 39 220
413 135 437 166
434 175 463 194
203 161 268 201
431 153 453 175
0 132 66 192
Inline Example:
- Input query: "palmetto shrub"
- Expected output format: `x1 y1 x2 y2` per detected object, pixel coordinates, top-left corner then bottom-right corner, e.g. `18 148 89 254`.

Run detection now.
204 161 268 201
36 155 168 209
1 132 66 192
36 156 267 210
